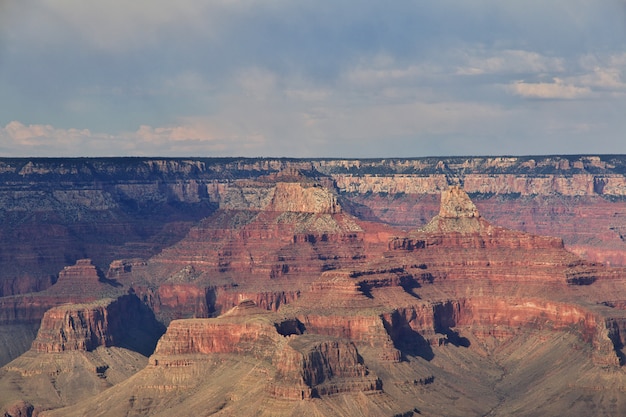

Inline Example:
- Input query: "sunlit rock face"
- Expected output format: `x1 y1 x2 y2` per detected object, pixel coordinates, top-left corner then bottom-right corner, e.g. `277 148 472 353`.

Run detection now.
438 186 480 219
31 295 163 355
5 158 626 416
3 155 626 299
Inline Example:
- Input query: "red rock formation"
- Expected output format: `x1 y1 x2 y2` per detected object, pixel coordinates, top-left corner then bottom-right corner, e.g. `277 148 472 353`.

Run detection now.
117 173 396 323
151 318 282 361
272 187 626 371
54 259 101 289
4 155 626 299
386 187 601 285
210 288 301 315
151 299 286 360
0 259 129 364
12 181 626 416
32 299 115 353
30 294 163 355
367 188 626 366
138 284 211 324
149 300 382 401
271 336 381 399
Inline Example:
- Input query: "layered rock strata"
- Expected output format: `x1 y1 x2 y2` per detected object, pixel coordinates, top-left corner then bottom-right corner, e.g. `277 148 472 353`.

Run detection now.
0 259 132 365
0 258 125 323
150 300 382 400
31 294 164 355
377 187 626 365
4 155 626 298
270 336 381 399
118 172 395 323
17 183 626 416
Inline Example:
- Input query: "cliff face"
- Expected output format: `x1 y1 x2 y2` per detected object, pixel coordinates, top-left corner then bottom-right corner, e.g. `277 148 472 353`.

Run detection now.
0 294 164 416
149 301 381 401
0 159 218 297
271 337 381 399
116 172 396 324
1 155 626 298
31 300 115 353
10 180 626 416
31 294 164 355
327 156 626 266
126 186 626 378
0 258 125 326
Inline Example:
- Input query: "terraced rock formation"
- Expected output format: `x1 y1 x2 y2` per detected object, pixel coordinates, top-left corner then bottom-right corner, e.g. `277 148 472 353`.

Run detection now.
2 155 626 300
2 184 623 416
0 296 163 415
113 170 396 324
3 158 626 416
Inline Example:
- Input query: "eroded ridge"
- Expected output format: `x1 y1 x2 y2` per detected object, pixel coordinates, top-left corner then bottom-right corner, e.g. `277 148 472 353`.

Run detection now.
5 184 626 416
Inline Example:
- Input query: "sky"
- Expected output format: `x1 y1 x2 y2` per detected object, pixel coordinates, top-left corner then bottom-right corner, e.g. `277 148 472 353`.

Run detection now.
1 0 625 158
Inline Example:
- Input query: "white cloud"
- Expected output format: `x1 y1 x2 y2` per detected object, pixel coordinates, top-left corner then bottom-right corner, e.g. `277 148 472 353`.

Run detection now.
505 58 626 100
0 121 120 156
0 119 271 157
2 121 91 145
573 67 625 90
456 49 565 76
507 78 591 99
3 2 626 158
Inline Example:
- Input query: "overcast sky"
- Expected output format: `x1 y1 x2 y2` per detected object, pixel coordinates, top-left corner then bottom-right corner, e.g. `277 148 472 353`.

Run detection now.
1 0 625 157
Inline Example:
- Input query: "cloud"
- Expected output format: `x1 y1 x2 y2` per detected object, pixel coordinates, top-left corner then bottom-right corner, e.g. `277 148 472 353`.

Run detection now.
2 121 90 145
0 119 269 157
456 49 565 76
571 67 626 91
0 121 117 156
507 78 591 99
505 57 626 100
2 1 626 158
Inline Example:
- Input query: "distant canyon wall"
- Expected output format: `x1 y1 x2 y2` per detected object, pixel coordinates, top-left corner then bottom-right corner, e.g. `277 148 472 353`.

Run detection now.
1 155 626 296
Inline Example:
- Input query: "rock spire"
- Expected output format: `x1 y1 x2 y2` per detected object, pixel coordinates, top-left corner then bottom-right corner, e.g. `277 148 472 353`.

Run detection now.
439 185 480 219
419 186 484 233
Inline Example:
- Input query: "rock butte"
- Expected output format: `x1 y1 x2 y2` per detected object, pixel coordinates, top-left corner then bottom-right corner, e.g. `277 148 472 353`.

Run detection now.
3 156 626 299
2 163 626 415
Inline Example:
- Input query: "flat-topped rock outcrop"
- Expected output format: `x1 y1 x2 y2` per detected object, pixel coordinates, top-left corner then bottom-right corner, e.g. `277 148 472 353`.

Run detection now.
31 295 164 355
1 295 163 415
148 300 382 402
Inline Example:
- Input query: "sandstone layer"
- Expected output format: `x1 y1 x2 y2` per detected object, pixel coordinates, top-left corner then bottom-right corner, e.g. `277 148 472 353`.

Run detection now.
112 171 396 324
2 155 626 299
0 295 164 415
31 295 164 355
32 186 626 416
3 158 626 416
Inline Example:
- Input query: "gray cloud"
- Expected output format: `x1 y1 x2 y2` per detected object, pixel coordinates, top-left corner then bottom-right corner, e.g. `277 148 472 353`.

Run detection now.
1 0 625 157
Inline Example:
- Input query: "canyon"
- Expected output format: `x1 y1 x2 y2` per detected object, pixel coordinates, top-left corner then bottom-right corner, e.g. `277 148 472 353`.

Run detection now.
2 156 626 416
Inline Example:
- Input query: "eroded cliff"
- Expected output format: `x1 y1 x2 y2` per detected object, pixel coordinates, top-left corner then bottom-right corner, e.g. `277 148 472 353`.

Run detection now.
3 158 626 416
2 154 626 299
